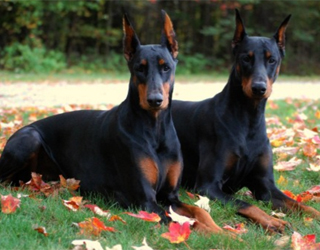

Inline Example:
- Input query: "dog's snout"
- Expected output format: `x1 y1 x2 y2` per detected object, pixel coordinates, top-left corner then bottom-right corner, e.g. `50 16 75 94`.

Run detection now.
252 82 266 96
147 93 163 108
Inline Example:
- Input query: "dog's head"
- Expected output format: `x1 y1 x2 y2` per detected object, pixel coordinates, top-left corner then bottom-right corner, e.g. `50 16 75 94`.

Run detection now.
123 10 178 117
232 9 291 101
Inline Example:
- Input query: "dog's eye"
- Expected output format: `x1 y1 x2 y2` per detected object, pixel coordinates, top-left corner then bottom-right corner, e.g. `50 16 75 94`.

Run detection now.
163 64 170 72
268 58 276 64
135 65 145 73
242 55 251 63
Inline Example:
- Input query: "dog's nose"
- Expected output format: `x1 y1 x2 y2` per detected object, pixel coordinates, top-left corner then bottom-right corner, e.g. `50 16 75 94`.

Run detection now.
147 93 163 108
251 82 266 96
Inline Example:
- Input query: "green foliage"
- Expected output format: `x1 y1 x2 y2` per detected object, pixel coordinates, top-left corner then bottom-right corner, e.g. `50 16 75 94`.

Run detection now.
1 43 66 73
177 54 212 74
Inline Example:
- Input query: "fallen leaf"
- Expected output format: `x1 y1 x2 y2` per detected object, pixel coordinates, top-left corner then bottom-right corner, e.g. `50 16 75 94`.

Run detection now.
194 195 211 212
274 235 290 248
304 217 313 226
59 175 80 191
291 231 320 250
303 143 317 157
34 226 49 236
1 194 21 214
106 244 123 250
109 215 126 224
124 211 161 223
307 185 320 194
167 206 195 226
222 223 248 234
71 239 103 250
274 157 302 171
78 217 116 236
161 222 191 244
62 196 84 212
282 190 302 202
85 204 111 218
277 175 288 186
299 191 313 203
132 237 153 250
271 211 286 218
307 162 320 172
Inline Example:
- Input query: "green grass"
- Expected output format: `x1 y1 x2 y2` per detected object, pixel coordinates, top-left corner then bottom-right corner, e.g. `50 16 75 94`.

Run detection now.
0 99 320 249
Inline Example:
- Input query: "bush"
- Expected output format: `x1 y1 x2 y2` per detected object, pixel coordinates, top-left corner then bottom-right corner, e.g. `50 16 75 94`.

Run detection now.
1 43 66 73
177 53 212 74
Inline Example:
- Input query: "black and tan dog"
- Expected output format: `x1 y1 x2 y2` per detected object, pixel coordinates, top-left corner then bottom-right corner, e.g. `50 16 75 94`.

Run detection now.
172 10 320 233
0 11 222 234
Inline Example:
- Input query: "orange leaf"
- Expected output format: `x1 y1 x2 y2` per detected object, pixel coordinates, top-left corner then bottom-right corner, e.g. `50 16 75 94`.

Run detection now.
59 175 80 191
283 190 296 200
223 223 248 234
299 191 313 203
315 110 320 119
109 215 127 224
62 196 83 211
161 222 191 244
78 217 116 236
1 194 21 214
303 143 317 157
34 226 49 236
124 211 161 222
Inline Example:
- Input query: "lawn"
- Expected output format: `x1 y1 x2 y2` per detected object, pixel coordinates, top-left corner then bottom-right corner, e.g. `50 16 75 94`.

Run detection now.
0 97 319 249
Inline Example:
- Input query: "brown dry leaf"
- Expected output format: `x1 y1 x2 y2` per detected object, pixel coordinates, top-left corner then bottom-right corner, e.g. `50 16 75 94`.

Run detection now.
34 226 49 236
59 175 80 191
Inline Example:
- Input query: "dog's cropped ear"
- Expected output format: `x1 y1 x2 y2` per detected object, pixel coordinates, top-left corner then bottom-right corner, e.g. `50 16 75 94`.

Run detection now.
274 14 291 58
161 10 178 59
123 13 141 61
232 9 247 53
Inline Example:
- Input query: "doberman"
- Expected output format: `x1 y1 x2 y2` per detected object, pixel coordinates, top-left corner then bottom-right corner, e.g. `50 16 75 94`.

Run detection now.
172 9 320 233
0 11 222 234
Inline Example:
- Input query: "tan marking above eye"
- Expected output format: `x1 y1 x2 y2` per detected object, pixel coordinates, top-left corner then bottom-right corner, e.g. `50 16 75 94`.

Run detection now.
248 51 254 57
140 59 147 65
159 58 165 65
265 51 271 58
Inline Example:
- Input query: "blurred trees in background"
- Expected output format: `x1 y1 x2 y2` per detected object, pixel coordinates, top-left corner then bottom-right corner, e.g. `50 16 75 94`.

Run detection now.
0 0 319 75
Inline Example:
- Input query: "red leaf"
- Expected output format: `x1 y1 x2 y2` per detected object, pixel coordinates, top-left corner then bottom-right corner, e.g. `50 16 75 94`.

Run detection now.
124 211 161 222
161 222 191 244
1 194 21 214
291 231 320 250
